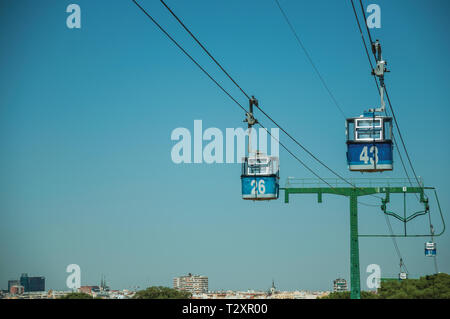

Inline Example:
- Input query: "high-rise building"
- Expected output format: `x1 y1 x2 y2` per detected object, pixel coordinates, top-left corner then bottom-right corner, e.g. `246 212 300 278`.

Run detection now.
173 273 208 294
333 278 348 292
29 276 45 292
20 274 29 292
19 274 45 292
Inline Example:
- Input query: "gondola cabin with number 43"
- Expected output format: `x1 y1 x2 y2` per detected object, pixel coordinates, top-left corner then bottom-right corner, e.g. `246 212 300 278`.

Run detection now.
346 112 393 172
241 152 279 200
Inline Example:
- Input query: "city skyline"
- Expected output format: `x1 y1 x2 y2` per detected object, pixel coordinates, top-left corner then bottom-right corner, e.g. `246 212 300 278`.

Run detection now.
0 267 429 293
2 269 334 295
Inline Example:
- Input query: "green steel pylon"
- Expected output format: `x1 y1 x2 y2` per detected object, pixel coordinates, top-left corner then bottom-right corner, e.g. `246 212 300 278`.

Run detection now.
282 178 445 300
349 192 360 299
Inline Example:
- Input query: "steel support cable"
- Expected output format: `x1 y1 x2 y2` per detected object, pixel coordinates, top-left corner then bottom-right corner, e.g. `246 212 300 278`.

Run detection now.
159 0 251 101
358 0 375 47
433 255 439 275
364 48 438 278
273 0 346 118
384 213 409 274
426 203 439 274
384 88 422 190
131 0 248 114
350 0 378 87
358 201 382 208
257 123 338 191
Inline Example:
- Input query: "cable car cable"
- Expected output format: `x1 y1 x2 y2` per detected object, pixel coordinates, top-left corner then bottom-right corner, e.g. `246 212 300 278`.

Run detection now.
131 0 248 114
385 213 409 274
273 0 346 118
350 0 380 92
426 207 439 274
384 88 422 189
358 0 375 49
258 122 337 190
159 0 252 101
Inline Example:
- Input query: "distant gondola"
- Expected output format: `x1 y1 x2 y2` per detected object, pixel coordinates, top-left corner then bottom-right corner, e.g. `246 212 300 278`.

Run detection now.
425 242 436 257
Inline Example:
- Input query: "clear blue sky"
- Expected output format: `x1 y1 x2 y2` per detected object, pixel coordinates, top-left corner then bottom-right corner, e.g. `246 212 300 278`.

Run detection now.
0 0 449 292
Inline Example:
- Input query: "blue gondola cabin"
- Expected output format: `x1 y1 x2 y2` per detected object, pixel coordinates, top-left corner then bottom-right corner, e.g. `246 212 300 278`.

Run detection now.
241 152 279 200
425 242 436 257
346 112 393 172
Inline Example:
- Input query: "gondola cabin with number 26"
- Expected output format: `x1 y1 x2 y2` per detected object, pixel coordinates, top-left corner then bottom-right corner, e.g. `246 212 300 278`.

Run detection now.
241 152 279 200
240 97 279 200
346 112 393 172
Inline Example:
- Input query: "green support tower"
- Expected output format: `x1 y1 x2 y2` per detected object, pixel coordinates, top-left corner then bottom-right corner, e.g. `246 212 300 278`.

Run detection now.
282 178 445 299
